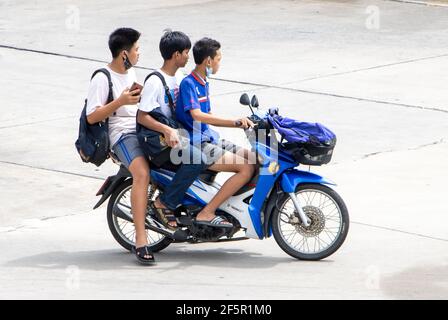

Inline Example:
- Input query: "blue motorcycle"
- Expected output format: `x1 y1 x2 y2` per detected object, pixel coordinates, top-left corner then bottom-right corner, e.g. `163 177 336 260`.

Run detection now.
94 94 349 261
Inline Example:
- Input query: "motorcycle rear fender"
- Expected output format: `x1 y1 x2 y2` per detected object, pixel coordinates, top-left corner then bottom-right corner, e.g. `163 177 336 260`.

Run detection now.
93 165 131 209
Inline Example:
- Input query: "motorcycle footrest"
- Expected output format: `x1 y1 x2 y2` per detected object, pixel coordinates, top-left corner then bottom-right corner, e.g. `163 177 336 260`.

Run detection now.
178 216 193 226
172 229 189 241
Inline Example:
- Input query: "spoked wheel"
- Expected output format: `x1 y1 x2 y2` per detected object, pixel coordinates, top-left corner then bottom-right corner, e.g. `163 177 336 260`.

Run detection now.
106 179 173 252
272 184 349 260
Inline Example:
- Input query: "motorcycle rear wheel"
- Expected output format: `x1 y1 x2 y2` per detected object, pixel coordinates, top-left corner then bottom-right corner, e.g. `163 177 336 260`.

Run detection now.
106 179 173 252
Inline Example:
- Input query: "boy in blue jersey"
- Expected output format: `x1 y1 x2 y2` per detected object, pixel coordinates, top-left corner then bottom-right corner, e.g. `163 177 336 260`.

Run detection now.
176 37 255 227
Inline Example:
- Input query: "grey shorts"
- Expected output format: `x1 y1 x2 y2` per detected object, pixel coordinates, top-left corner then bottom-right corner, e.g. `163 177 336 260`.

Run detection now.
201 139 244 166
112 133 146 168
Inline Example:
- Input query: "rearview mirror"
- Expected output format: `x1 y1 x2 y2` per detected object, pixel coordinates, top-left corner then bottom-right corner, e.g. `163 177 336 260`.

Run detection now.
251 95 259 108
239 93 251 106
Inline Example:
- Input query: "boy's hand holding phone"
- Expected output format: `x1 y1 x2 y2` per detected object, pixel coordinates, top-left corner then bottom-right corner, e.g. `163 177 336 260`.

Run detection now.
130 82 143 96
118 84 141 106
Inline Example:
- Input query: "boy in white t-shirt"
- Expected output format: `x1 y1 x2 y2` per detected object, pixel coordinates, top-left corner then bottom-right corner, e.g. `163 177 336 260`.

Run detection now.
138 30 208 229
86 28 154 264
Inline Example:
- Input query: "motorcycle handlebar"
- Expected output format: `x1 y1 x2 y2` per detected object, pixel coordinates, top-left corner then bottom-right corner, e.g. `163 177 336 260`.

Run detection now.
237 115 271 131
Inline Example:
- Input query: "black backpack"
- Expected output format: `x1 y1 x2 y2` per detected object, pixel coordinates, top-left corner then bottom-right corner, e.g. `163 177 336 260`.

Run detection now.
75 68 113 167
136 71 179 166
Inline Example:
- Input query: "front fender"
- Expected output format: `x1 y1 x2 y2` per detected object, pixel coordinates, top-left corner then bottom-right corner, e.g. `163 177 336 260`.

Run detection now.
280 169 336 193
262 169 336 238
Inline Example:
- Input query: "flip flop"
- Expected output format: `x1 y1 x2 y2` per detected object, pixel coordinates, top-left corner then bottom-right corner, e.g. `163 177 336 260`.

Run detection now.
132 245 156 265
194 215 234 229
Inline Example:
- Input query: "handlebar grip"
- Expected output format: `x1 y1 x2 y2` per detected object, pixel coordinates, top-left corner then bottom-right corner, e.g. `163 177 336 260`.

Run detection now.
235 120 242 127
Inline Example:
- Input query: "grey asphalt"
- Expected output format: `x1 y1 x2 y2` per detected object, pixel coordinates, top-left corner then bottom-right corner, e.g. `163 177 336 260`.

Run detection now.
0 0 447 299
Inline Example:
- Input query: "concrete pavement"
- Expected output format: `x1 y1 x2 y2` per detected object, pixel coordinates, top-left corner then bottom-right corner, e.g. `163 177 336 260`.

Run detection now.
0 0 447 299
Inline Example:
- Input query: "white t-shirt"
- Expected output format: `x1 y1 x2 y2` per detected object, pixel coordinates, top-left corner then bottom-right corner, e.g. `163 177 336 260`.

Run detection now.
86 66 137 147
138 69 185 117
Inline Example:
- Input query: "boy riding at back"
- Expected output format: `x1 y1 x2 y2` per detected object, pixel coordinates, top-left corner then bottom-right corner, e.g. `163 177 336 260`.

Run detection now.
85 28 155 264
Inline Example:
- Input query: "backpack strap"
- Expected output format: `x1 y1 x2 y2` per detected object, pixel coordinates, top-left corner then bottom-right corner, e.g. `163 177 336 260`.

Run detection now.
91 68 114 118
144 71 175 116
91 68 114 104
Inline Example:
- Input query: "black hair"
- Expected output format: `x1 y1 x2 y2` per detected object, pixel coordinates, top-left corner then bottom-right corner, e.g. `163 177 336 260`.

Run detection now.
108 27 141 58
159 30 191 60
193 37 221 65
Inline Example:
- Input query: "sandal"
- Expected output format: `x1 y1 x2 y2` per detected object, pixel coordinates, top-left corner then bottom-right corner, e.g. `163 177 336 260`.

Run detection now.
194 215 234 229
132 245 155 265
149 201 178 230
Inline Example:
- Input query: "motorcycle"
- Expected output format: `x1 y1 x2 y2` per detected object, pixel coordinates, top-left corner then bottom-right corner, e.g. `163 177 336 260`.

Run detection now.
93 93 349 260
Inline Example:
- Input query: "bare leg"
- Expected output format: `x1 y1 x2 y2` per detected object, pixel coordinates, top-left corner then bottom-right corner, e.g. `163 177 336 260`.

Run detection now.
196 152 255 222
128 156 151 256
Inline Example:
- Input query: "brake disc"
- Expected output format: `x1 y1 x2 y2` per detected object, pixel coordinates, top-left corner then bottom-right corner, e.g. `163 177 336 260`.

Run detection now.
291 206 326 237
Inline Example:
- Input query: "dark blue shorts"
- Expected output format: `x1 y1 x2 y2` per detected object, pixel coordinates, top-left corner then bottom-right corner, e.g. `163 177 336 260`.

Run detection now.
112 133 145 168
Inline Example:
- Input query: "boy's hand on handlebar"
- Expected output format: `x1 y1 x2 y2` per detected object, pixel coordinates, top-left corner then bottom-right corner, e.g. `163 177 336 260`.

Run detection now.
234 118 255 129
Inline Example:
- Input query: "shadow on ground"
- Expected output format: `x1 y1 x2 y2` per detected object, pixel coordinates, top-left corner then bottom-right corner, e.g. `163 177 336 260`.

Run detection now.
3 245 333 271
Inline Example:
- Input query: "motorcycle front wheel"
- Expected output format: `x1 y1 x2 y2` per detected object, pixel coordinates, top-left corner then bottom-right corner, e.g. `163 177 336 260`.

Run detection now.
271 183 349 260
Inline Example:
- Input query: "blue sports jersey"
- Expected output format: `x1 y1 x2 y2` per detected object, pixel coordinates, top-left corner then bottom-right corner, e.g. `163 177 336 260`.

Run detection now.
176 72 220 144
